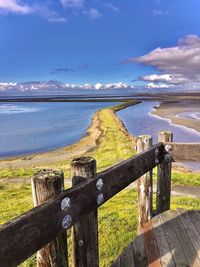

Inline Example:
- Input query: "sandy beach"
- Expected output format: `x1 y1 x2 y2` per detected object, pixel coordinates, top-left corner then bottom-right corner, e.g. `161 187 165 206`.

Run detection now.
152 99 200 134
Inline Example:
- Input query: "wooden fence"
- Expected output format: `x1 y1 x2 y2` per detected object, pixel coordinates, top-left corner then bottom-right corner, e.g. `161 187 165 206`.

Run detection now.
0 131 200 267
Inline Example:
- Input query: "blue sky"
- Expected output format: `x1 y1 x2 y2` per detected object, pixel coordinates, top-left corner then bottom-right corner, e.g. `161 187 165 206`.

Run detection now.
1 0 200 92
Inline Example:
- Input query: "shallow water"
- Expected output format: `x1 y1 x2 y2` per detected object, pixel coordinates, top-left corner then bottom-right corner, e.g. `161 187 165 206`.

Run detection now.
117 101 200 143
177 111 200 120
0 101 118 158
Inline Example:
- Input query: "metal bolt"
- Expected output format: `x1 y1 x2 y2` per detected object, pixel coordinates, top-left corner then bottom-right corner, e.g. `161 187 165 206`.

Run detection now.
165 144 172 152
61 197 71 211
62 215 72 229
165 153 172 162
79 240 84 246
97 193 104 205
96 178 104 191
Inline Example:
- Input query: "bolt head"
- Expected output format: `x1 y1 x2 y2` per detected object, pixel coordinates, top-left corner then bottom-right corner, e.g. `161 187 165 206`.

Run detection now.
165 153 172 162
96 178 104 191
62 215 72 229
61 197 70 211
79 240 84 246
97 193 104 205
165 144 172 152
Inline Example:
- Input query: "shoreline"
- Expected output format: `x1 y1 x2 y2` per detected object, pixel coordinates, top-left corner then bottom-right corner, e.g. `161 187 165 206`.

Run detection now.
151 100 200 135
0 100 141 169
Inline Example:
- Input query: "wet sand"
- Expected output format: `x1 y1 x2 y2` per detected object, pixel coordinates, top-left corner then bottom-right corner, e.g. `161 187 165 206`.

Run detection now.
152 100 200 134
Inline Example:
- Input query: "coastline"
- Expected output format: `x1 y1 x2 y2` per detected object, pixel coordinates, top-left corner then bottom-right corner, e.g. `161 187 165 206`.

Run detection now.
0 100 141 170
151 100 200 135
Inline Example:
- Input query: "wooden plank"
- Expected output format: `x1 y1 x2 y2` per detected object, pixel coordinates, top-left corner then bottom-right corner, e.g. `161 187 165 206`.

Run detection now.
188 210 200 236
120 243 134 267
159 211 188 266
177 209 200 260
165 210 200 267
71 157 99 267
0 143 164 266
157 132 173 214
142 221 161 267
137 135 153 229
31 169 68 267
165 142 200 162
151 215 175 267
131 234 147 267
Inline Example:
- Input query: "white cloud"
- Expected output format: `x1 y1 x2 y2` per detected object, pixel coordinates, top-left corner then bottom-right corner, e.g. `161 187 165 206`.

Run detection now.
85 8 101 19
147 82 172 89
0 0 30 14
0 81 135 93
104 3 119 12
127 34 200 88
0 1 67 23
60 0 84 8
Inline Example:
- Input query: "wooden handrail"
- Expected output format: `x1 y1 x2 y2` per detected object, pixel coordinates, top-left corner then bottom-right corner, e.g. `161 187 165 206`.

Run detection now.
165 142 200 162
0 143 164 266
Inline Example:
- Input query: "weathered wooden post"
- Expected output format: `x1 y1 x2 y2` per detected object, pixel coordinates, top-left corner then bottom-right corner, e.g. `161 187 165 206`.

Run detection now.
71 157 99 267
136 135 153 229
31 169 68 267
157 131 173 214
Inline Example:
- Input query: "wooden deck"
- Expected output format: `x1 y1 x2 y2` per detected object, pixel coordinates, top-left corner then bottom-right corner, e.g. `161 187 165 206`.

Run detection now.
111 209 200 267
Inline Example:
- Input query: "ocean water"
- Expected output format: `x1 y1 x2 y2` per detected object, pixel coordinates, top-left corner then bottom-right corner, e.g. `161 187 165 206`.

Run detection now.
0 101 118 158
117 101 200 143
1 100 200 160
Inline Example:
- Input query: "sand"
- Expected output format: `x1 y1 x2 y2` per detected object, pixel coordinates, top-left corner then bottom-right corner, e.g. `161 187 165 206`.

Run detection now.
152 100 200 134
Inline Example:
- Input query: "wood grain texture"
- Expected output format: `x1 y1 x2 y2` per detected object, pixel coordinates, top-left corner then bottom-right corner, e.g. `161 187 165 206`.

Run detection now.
71 157 99 267
165 142 200 162
151 215 175 267
159 211 188 266
142 221 161 267
157 132 173 214
137 135 153 229
31 169 68 267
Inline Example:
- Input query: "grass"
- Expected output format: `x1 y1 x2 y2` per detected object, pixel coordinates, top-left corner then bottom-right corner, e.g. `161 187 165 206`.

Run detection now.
0 100 200 266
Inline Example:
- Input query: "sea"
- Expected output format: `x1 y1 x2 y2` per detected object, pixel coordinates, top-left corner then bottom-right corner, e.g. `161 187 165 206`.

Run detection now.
1 89 200 161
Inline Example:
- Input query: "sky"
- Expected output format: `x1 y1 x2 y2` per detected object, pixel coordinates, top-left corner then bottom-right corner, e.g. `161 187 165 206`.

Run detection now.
0 0 200 93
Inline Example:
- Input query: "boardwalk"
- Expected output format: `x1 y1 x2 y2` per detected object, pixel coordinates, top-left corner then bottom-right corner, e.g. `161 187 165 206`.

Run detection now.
111 209 200 267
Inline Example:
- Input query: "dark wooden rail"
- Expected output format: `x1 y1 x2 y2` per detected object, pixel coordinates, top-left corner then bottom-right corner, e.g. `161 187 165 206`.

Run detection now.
0 143 164 266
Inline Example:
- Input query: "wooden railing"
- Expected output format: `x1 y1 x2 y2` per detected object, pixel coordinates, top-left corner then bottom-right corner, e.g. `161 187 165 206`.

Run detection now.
0 131 200 267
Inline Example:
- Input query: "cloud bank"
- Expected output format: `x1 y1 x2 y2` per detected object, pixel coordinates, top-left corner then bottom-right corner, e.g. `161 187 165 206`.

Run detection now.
0 81 135 94
127 34 200 89
0 0 104 21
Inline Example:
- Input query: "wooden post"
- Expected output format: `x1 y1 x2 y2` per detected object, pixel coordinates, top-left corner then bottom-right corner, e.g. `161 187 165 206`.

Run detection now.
71 157 99 267
157 131 173 214
31 169 68 267
136 135 153 229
